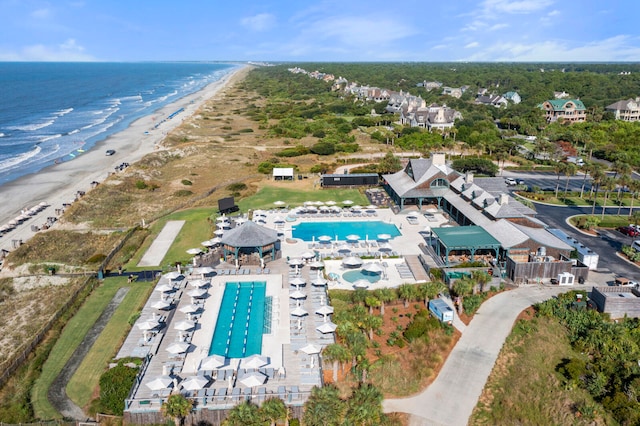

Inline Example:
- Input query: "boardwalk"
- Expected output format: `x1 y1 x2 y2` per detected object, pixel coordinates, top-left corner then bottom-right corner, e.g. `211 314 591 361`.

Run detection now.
138 220 185 266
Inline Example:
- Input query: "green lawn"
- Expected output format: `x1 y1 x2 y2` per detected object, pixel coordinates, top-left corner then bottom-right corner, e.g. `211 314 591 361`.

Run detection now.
237 186 369 211
67 277 153 409
31 277 149 419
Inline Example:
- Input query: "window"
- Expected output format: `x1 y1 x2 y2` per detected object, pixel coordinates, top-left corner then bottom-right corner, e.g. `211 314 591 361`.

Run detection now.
431 178 449 188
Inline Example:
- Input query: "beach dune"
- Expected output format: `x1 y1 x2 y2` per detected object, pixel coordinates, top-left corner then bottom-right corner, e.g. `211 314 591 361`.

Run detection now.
0 66 245 253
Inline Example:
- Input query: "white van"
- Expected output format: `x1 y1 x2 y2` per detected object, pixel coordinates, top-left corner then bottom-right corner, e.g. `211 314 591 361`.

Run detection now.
632 240 640 252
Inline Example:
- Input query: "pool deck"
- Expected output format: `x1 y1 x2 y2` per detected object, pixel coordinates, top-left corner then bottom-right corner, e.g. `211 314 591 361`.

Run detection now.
121 207 450 411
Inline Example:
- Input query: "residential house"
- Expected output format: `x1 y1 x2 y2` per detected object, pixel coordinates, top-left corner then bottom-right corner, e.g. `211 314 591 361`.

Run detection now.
503 91 521 104
475 94 508 108
399 103 462 131
553 91 571 99
423 81 443 91
605 98 640 122
442 86 463 98
541 99 586 124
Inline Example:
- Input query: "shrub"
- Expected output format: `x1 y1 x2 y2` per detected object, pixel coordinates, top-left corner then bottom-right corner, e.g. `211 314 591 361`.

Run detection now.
86 253 107 264
98 361 139 415
181 179 192 186
310 141 336 155
226 182 247 192
173 190 193 197
462 294 486 315
275 145 310 157
135 180 148 190
238 128 254 133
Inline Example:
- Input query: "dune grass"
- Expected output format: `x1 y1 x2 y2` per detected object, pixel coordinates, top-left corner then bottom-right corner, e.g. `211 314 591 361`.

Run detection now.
31 277 135 419
67 278 153 409
237 186 368 211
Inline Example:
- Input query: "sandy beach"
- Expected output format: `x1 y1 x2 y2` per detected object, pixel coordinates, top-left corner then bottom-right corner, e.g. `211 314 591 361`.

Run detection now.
0 65 246 253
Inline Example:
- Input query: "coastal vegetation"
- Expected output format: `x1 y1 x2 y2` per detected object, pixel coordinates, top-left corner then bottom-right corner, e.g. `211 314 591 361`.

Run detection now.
2 61 640 423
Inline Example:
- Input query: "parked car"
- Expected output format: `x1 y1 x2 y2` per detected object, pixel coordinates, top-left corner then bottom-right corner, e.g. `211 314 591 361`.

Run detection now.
516 179 525 185
105 149 116 156
617 226 640 237
505 178 517 186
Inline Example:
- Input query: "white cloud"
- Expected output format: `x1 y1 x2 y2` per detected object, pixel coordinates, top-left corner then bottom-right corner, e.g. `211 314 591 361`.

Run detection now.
240 13 276 31
30 8 51 19
0 38 95 61
547 9 560 16
481 0 554 15
301 15 417 47
465 41 480 48
489 23 508 31
461 35 640 62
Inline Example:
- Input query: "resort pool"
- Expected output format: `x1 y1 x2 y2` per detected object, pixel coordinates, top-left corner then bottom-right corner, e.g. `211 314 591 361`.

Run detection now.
209 281 268 358
342 270 381 284
292 221 400 242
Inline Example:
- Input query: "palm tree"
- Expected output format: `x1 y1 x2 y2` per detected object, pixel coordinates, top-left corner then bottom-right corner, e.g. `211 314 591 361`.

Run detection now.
161 394 192 426
418 281 445 306
471 270 491 293
364 295 380 315
322 343 349 382
373 287 395 316
223 400 262 426
345 383 384 426
590 165 607 215
452 277 474 314
600 176 617 220
562 162 577 198
553 162 565 198
628 180 640 217
363 314 383 341
260 397 289 426
303 385 346 426
398 283 417 308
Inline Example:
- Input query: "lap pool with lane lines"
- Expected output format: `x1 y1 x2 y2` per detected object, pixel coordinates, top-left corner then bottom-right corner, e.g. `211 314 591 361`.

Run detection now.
209 281 270 358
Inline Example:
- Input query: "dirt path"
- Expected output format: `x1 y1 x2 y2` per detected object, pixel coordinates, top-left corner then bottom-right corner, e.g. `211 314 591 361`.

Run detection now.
48 287 130 420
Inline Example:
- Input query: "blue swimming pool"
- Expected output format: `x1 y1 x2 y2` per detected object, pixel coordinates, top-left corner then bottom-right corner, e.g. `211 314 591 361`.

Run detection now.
292 221 400 242
343 270 382 283
209 282 267 358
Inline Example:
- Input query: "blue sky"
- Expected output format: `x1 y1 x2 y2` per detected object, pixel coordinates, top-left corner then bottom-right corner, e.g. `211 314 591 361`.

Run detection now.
0 0 638 62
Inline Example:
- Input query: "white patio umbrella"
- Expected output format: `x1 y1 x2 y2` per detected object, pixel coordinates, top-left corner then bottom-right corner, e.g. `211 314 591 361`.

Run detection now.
316 321 337 334
181 375 209 391
192 266 215 275
316 305 334 316
166 341 192 354
234 217 247 225
311 276 328 286
201 239 216 247
288 258 304 266
165 271 184 280
274 216 285 223
186 248 203 255
200 354 226 370
187 288 207 298
242 354 269 369
289 277 306 287
365 205 377 210
291 306 308 317
337 244 352 254
342 200 354 205
137 319 160 331
155 283 175 293
214 229 225 236
290 290 306 299
216 215 229 222
342 256 363 267
325 200 336 205
362 262 384 273
274 200 286 207
179 304 200 314
377 233 392 241
146 375 173 391
353 279 370 289
189 279 209 288
301 251 316 260
378 243 393 252
174 320 196 331
152 300 172 310
240 371 267 388
317 235 332 242
309 260 325 269
346 234 361 242
300 343 322 355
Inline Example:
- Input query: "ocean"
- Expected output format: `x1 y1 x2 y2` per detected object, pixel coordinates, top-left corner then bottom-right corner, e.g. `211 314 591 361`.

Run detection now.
0 62 236 186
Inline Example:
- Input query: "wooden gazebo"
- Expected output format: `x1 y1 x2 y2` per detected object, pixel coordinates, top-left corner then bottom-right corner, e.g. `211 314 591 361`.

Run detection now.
220 220 279 264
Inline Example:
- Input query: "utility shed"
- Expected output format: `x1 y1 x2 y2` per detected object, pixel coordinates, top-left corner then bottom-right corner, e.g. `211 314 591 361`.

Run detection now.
273 168 294 180
591 286 640 318
320 173 379 187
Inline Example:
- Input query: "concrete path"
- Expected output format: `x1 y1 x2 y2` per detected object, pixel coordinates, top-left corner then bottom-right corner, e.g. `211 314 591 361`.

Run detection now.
138 220 185 266
383 285 570 426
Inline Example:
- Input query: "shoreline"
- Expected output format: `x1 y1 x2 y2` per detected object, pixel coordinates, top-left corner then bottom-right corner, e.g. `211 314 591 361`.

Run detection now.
0 65 247 252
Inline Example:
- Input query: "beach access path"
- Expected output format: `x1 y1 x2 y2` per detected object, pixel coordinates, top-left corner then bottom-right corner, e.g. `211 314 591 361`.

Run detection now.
138 221 185 267
0 66 246 255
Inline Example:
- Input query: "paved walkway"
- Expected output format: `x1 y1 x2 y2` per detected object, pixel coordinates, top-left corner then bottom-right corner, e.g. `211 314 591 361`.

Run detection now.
138 220 185 267
383 285 572 426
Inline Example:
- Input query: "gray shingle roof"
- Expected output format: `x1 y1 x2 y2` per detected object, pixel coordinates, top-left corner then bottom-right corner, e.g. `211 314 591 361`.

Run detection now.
220 221 278 248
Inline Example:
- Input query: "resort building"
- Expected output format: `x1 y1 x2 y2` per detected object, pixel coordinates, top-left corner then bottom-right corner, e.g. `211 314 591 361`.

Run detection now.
591 286 640 319
540 99 587 124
